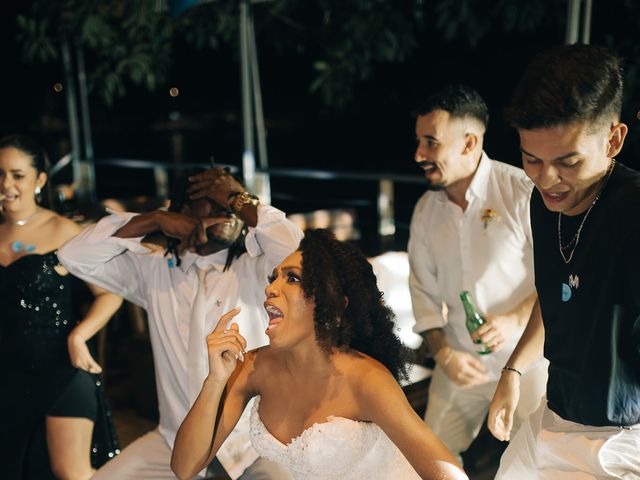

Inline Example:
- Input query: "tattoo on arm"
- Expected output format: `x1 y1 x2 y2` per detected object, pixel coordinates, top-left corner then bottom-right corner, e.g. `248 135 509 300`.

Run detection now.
421 328 448 357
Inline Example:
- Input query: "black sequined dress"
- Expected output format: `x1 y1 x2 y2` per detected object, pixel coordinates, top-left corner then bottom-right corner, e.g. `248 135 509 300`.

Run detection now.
0 252 119 479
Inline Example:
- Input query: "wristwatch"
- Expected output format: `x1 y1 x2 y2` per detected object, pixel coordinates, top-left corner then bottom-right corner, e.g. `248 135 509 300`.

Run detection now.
228 191 260 214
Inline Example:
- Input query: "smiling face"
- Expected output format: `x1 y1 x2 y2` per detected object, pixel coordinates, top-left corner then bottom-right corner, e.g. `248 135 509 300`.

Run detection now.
0 147 46 216
414 110 481 192
519 121 627 215
264 251 316 349
180 197 244 254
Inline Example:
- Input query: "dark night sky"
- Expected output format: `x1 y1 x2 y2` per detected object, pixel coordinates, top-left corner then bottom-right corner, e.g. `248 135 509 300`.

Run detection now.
1 2 638 243
0 4 563 169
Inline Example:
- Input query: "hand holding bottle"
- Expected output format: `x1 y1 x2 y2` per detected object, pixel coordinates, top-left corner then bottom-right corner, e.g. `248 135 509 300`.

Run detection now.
471 313 521 352
460 291 491 355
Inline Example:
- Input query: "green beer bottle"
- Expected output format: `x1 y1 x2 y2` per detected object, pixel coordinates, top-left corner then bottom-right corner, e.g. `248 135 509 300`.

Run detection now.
460 291 491 355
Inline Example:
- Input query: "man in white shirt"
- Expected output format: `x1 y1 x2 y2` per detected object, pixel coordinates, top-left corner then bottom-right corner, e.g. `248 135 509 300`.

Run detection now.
408 84 548 464
58 167 303 479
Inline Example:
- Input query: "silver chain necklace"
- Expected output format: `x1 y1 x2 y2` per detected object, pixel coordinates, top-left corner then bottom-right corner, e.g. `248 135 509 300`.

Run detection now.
557 160 615 264
3 207 40 226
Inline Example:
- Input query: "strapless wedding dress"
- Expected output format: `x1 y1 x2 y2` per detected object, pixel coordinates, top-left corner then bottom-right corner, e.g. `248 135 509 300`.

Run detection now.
250 396 421 479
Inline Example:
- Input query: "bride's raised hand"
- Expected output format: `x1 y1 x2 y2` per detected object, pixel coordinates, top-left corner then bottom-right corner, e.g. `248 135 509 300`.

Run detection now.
205 307 247 384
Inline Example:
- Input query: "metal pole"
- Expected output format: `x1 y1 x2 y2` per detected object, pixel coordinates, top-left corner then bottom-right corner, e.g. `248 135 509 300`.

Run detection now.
239 0 256 192
248 7 271 203
581 0 593 44
154 166 169 198
248 14 267 170
565 0 581 44
378 179 395 237
61 40 83 201
76 42 97 202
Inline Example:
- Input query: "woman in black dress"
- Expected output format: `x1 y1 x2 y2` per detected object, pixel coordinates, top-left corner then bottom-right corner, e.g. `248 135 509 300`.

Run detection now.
0 135 122 479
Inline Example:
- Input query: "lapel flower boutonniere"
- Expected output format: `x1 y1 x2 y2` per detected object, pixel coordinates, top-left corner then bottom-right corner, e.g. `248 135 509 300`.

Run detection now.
481 208 501 232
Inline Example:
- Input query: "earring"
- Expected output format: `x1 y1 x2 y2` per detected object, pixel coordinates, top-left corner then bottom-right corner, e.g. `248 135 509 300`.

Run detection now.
35 186 42 204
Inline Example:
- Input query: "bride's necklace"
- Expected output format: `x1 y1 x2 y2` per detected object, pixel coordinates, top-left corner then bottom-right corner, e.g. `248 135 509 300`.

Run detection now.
557 160 615 264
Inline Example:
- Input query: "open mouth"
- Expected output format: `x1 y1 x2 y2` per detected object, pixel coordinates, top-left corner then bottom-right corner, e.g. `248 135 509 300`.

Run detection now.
264 303 283 332
1 193 17 202
417 161 438 175
542 190 569 204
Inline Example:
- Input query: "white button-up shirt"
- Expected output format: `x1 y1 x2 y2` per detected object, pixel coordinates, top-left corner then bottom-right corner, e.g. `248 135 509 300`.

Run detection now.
408 153 535 380
58 205 303 478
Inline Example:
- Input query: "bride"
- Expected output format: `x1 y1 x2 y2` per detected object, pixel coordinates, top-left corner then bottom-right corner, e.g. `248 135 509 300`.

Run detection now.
171 229 467 479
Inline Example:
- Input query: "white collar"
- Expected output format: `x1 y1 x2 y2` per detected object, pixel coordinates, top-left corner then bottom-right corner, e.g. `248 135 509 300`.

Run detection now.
465 151 491 203
178 248 230 273
434 151 491 205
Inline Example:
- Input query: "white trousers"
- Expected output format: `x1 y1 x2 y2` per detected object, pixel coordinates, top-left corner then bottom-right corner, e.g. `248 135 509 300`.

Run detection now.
424 359 548 463
496 399 640 480
92 429 292 480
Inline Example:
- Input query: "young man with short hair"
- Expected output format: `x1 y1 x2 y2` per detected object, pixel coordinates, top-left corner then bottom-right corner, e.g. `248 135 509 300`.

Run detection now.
488 44 640 479
408 84 548 464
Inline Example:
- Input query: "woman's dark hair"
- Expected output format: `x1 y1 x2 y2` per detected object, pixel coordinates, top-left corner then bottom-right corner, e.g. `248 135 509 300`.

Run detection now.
298 229 411 382
0 134 52 208
506 44 623 131
165 168 247 270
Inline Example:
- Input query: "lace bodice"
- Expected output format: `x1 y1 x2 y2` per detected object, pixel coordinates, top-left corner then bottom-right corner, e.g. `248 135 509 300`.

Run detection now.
250 396 420 479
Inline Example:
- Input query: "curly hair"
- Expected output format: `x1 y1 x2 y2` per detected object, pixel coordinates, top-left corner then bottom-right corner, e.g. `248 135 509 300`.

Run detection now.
298 229 411 382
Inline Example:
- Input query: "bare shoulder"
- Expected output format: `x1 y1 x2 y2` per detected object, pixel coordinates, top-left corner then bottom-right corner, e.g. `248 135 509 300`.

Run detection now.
334 351 410 425
235 347 273 394
41 211 82 246
52 212 80 231
247 347 279 376
335 350 398 396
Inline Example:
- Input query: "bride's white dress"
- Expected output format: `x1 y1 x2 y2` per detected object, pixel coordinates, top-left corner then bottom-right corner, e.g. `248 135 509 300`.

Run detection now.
250 396 421 479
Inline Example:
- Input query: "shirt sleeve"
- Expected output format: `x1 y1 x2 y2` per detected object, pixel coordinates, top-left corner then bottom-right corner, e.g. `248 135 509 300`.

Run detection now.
408 198 446 333
520 181 534 251
244 204 304 268
57 211 152 309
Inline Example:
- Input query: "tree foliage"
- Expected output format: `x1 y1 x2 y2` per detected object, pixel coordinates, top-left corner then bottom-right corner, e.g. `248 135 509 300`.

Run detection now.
17 1 174 105
14 0 639 121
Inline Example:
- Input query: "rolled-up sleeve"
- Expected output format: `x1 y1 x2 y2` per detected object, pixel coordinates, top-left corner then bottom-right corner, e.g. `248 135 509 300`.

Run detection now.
408 199 445 333
244 204 304 265
57 212 151 308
